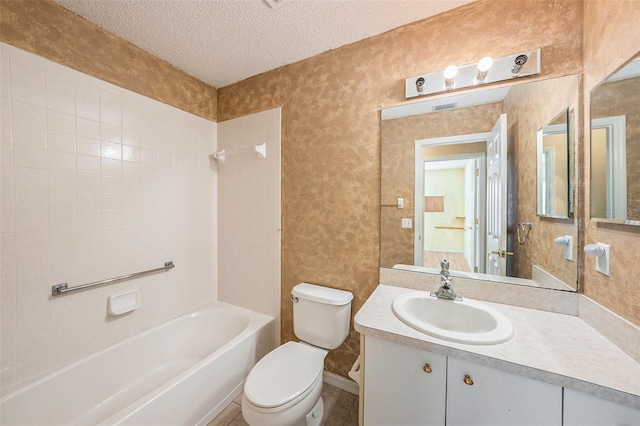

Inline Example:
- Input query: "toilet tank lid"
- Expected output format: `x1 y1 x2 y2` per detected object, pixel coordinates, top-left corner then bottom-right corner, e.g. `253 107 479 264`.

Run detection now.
292 283 353 306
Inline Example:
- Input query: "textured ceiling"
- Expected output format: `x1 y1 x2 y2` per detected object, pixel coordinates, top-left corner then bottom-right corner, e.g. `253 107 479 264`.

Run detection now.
53 0 474 88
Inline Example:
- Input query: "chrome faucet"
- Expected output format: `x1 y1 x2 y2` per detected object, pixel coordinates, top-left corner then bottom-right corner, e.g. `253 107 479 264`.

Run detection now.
431 259 462 301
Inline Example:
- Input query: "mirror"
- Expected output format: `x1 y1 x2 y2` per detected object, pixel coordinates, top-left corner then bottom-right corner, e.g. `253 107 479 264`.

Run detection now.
590 52 640 225
381 74 579 291
537 109 572 219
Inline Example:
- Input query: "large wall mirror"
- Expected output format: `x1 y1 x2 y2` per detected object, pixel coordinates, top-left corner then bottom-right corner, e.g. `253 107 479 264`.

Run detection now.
381 74 579 291
590 52 640 225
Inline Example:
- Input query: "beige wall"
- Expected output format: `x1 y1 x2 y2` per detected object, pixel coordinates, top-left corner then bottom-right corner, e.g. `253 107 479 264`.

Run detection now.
218 0 584 377
0 0 216 121
583 0 640 326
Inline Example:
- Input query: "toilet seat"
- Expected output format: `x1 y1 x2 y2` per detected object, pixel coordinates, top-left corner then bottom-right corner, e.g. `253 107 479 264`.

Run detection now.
244 341 326 411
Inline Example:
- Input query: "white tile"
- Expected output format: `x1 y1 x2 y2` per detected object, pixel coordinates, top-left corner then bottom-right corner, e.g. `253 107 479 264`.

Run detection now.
101 176 122 193
101 141 121 160
0 75 11 99
141 149 159 165
0 256 17 281
15 231 49 256
49 210 77 231
14 188 48 211
49 190 76 211
76 173 101 192
14 210 48 233
11 79 46 108
101 106 121 127
101 158 122 176
0 188 16 211
48 170 76 191
1 163 14 188
12 101 46 128
76 98 100 121
77 192 101 211
1 233 15 257
100 123 121 144
15 352 50 385
16 333 50 363
16 273 49 298
76 228 101 248
16 251 49 277
77 155 101 174
11 124 46 148
14 167 48 190
1 142 14 165
48 150 76 172
101 193 122 211
101 210 123 227
16 294 50 322
76 210 101 229
76 136 101 157
49 229 79 251
13 145 47 169
0 211 16 234
1 277 17 301
49 248 78 271
75 82 100 104
47 110 75 134
76 117 100 139
122 161 141 178
100 88 122 109
46 89 75 115
45 69 75 96
10 56 46 87
47 129 76 153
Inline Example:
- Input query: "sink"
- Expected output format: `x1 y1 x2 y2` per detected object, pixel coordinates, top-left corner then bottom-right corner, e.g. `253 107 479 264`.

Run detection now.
391 291 514 345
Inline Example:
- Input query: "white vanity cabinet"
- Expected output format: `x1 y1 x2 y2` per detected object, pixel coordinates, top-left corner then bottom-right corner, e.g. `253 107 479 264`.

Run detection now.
563 388 640 425
446 357 562 425
363 336 562 425
363 336 447 425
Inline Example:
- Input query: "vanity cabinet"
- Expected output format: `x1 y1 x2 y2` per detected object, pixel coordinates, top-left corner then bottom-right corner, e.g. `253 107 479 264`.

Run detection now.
563 388 640 425
363 336 561 425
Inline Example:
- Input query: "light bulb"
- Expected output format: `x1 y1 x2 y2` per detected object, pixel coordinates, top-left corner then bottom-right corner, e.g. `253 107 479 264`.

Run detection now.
443 65 458 80
478 56 493 72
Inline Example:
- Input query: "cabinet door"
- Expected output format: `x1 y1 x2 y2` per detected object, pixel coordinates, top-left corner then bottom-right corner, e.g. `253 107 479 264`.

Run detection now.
564 388 640 425
363 336 446 426
446 358 561 426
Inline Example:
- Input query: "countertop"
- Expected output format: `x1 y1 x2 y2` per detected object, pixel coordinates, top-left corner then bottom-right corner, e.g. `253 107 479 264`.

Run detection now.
354 284 640 409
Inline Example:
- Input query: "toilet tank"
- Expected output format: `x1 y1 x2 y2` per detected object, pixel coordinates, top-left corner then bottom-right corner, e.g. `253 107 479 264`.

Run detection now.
291 283 353 350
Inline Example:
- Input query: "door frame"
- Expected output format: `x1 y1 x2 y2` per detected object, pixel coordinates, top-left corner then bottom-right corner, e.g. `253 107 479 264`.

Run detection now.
591 115 627 219
414 133 488 270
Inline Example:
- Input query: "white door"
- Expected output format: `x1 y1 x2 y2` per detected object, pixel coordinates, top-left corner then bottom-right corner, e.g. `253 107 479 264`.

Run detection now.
486 114 508 276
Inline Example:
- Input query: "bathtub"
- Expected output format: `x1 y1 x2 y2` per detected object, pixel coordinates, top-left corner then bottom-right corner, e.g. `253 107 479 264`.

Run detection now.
1 302 274 425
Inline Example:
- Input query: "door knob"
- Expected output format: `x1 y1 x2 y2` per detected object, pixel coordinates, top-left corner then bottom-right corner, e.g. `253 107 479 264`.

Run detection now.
463 374 474 385
423 363 432 373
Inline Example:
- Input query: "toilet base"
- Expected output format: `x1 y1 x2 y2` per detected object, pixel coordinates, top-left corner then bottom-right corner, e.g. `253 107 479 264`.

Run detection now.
305 396 324 426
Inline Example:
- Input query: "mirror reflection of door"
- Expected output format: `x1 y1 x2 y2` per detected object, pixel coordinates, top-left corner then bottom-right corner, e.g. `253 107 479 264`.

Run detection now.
591 116 627 220
486 114 508 276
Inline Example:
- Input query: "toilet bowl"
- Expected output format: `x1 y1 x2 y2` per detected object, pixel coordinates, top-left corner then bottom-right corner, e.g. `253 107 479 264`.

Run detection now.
241 283 353 426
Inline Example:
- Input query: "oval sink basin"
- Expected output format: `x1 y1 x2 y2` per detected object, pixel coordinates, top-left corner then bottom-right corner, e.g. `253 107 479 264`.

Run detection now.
392 291 514 345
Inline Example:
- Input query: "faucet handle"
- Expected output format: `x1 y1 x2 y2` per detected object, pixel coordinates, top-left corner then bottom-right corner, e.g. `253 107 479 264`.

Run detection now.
440 259 450 275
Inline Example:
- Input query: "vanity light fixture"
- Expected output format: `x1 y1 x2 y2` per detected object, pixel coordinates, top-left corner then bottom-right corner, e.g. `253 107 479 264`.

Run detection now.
405 49 540 98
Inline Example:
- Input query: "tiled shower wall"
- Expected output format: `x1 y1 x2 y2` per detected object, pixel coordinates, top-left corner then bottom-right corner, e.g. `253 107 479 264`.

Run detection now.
0 43 217 395
217 108 281 347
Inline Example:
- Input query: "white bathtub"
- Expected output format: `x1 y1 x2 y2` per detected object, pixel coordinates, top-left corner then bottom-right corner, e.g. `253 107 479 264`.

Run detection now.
1 302 274 425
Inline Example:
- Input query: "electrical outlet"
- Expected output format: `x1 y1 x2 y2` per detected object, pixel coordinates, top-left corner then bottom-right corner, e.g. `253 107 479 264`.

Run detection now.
397 198 404 209
401 218 412 229
564 235 573 261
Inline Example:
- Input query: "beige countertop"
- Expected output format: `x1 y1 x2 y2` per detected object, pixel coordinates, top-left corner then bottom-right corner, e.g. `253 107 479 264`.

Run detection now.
354 284 640 410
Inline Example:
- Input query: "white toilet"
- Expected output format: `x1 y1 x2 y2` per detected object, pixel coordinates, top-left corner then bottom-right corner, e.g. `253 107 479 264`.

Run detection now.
242 283 353 426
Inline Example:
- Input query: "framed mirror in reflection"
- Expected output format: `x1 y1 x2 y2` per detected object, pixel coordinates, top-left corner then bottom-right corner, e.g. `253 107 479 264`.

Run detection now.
537 108 573 219
590 52 640 225
381 74 579 291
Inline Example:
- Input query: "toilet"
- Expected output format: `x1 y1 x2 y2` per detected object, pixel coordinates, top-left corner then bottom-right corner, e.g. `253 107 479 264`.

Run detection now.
242 283 353 426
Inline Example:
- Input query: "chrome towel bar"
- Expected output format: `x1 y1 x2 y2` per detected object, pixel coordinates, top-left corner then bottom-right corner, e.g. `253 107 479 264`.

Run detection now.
51 261 175 296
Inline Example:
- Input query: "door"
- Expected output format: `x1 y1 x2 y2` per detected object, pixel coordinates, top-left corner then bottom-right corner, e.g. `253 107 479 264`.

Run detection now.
486 114 508 275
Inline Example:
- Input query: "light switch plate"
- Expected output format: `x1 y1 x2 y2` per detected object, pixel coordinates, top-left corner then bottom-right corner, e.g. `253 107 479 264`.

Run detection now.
564 235 574 261
401 218 412 229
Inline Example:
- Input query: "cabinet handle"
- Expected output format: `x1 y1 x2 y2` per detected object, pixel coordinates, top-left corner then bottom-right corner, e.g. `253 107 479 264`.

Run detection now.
422 363 432 373
463 374 474 385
